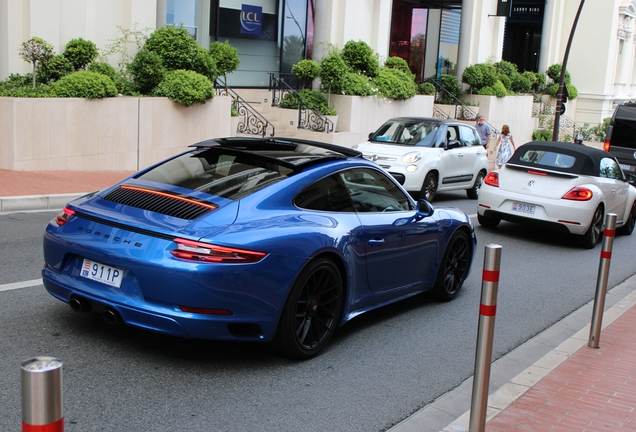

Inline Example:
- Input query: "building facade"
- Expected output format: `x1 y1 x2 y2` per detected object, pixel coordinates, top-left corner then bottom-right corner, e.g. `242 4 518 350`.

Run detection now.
0 0 633 125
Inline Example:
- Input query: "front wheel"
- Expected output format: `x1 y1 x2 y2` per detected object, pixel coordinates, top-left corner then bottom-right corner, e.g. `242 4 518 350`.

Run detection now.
419 172 438 202
274 258 343 359
580 205 604 249
618 201 636 235
466 171 485 199
432 231 471 301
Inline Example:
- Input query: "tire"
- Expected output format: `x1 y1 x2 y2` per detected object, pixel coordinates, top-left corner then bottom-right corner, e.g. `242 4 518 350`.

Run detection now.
274 258 343 359
432 230 471 301
419 172 438 202
618 201 636 235
477 213 501 228
466 171 485 199
580 205 604 249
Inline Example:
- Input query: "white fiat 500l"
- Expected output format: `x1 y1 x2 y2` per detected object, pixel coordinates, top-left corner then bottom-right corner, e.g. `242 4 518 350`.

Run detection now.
477 141 636 248
353 117 489 201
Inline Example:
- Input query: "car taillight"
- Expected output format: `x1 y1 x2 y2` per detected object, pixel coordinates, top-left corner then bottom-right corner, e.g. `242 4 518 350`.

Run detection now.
171 238 267 263
604 140 610 152
527 170 547 176
55 207 75 225
563 187 593 201
484 172 499 187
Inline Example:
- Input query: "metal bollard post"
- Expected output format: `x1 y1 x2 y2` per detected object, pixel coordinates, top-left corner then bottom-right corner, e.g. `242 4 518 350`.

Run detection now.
21 357 63 432
469 244 502 432
588 213 617 348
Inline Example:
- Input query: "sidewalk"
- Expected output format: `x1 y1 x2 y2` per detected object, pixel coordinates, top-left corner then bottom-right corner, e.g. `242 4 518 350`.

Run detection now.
2 169 636 431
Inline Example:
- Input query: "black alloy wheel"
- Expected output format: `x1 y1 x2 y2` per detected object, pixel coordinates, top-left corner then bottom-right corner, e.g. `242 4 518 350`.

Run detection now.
420 172 438 202
432 231 471 301
274 258 343 359
581 205 604 249
466 171 485 199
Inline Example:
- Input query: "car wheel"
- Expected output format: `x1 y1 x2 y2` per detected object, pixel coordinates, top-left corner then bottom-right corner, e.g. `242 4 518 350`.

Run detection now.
580 205 604 249
432 230 471 301
477 213 501 228
274 258 343 359
466 171 485 199
420 172 438 202
618 201 636 235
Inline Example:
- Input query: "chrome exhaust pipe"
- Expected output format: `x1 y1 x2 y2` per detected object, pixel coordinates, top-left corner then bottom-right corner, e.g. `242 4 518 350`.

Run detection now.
69 296 91 313
102 308 120 325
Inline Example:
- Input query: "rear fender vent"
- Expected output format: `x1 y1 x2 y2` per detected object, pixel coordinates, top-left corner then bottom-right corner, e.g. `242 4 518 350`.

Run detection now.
102 185 217 220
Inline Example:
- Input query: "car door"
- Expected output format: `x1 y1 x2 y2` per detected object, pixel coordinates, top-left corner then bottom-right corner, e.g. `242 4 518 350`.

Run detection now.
338 168 440 293
458 124 488 181
438 125 478 187
598 157 631 220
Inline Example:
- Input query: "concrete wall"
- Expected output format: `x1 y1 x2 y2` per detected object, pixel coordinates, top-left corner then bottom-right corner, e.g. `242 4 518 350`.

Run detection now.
461 94 535 143
0 96 232 171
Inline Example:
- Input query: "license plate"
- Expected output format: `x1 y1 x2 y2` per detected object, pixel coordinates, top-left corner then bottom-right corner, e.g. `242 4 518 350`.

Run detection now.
620 164 634 172
512 202 536 214
80 259 123 288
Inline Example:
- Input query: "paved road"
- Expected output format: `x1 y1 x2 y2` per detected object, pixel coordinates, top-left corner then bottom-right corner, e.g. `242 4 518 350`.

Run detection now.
1 196 635 431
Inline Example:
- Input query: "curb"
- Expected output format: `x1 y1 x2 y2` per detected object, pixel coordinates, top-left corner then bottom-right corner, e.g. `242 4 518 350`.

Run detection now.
0 193 86 213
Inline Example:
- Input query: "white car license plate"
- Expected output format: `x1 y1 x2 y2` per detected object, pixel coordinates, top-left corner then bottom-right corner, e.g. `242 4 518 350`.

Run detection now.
512 202 536 214
620 164 634 172
80 259 123 288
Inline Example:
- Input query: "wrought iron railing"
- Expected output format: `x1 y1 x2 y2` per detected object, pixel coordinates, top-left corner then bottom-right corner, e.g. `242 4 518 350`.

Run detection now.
269 73 334 133
215 78 274 137
531 93 598 142
428 79 499 140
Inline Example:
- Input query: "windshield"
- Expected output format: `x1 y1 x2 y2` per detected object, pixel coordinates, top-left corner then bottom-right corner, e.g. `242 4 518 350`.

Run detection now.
370 119 440 147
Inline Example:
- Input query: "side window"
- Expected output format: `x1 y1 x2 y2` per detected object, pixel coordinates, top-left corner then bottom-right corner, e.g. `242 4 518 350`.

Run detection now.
294 175 355 212
599 157 623 180
459 125 480 147
446 126 458 142
339 168 413 213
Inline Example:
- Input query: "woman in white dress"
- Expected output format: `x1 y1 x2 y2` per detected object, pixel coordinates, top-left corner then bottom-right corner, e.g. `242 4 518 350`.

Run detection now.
495 124 516 169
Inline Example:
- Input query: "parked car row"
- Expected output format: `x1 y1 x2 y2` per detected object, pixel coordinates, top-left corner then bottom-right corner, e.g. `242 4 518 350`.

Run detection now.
41 113 636 358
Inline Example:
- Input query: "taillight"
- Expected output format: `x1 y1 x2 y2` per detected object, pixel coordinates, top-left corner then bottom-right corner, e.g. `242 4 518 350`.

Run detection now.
527 170 547 176
484 172 499 187
55 207 75 225
171 238 267 263
563 187 593 201
603 140 610 152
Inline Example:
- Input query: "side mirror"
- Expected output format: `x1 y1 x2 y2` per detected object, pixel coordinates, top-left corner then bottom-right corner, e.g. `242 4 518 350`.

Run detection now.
627 173 636 186
416 199 434 219
445 140 461 150
368 132 374 140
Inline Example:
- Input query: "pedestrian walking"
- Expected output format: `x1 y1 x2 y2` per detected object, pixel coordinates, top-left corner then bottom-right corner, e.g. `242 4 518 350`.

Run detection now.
495 125 515 169
475 115 491 148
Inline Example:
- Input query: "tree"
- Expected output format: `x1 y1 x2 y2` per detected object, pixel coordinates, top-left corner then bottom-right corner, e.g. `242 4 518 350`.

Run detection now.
209 41 239 90
18 37 54 87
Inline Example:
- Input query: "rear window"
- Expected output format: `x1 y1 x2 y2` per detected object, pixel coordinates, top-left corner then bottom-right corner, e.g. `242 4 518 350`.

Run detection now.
610 119 636 150
518 149 576 169
137 148 293 200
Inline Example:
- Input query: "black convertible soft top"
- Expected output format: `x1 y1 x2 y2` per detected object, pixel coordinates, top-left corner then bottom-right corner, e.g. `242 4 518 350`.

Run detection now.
507 141 617 177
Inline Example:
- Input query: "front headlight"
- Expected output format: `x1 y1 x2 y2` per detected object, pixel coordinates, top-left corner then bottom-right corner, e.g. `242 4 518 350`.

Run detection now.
405 165 418 173
403 151 421 163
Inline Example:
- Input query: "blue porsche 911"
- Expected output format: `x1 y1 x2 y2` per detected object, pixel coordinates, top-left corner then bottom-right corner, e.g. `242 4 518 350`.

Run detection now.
42 137 476 358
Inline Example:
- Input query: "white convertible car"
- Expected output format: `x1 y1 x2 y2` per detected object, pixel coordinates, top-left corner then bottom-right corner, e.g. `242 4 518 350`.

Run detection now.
477 141 636 248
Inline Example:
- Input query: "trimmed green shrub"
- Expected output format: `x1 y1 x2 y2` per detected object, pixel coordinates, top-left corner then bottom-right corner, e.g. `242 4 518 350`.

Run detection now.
384 56 413 78
372 67 417 100
279 89 334 115
521 71 537 86
152 70 214 107
128 49 166 94
0 84 52 97
319 54 348 98
332 72 374 96
532 128 553 141
144 25 199 71
63 38 98 70
418 82 436 95
436 74 461 102
292 59 321 86
209 41 240 81
476 79 508 97
546 63 571 84
498 74 512 90
192 46 218 81
87 61 126 93
494 60 518 79
534 72 546 87
341 40 379 77
36 55 74 84
461 64 483 91
511 74 532 93
50 71 117 99
545 82 578 99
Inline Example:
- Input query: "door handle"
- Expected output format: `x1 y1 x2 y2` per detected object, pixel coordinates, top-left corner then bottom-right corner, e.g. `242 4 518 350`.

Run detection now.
368 238 385 246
